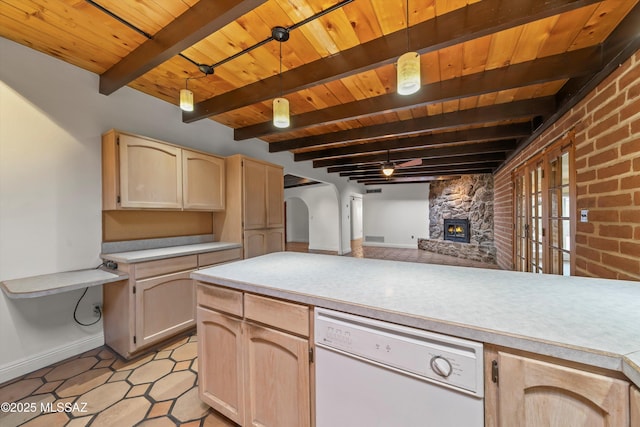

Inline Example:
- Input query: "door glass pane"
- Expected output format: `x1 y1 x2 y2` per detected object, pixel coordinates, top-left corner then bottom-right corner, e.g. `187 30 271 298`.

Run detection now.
513 138 573 276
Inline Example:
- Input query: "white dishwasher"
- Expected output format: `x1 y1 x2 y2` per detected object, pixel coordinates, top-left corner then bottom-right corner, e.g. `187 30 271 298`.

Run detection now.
314 308 484 427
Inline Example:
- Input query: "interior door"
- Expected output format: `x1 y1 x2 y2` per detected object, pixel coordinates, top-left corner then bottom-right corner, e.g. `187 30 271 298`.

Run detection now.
513 134 574 275
546 144 574 276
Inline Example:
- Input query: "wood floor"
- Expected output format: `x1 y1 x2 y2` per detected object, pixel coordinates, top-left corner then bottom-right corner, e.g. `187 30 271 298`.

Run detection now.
286 241 498 270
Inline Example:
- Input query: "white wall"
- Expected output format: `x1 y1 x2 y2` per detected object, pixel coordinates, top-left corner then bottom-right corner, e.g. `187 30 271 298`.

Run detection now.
284 185 340 252
285 197 309 242
350 195 363 240
0 37 363 382
363 184 430 248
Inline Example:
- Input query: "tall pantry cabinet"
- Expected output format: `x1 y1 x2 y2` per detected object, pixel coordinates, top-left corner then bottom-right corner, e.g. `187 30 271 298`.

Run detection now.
215 155 284 258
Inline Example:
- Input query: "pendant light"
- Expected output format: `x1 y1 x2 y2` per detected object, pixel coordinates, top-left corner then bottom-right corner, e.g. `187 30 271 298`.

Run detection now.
382 150 395 177
180 79 194 112
273 26 290 128
397 0 420 96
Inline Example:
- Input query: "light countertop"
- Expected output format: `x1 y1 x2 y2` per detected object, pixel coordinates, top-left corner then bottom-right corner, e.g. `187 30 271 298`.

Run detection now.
1 268 129 299
101 242 241 263
192 252 640 388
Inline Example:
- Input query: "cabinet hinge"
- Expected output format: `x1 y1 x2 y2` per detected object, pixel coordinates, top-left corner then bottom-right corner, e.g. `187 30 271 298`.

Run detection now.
117 195 121 203
309 347 314 363
133 286 136 294
133 336 137 344
116 136 120 145
492 360 499 384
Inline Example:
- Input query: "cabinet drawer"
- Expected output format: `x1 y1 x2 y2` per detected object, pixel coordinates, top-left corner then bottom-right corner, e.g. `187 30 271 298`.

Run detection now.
244 293 309 337
197 284 243 317
198 248 242 267
134 255 198 280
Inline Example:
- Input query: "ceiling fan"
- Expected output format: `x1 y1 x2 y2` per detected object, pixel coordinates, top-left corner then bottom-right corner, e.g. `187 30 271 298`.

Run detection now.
381 150 422 177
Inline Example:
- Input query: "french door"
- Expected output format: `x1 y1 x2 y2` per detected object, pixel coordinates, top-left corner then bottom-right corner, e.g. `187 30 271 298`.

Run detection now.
513 134 575 275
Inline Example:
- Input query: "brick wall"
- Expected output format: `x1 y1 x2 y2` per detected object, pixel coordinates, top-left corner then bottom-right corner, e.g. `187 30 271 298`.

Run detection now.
494 49 640 281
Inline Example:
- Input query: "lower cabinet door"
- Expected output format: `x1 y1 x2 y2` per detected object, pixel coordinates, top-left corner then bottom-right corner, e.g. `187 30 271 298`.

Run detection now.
197 306 244 425
632 386 640 427
244 229 266 259
498 352 629 426
244 322 311 427
265 228 284 254
134 271 195 349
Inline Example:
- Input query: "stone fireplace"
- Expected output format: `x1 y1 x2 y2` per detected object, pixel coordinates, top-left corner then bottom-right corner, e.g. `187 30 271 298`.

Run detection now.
418 174 496 264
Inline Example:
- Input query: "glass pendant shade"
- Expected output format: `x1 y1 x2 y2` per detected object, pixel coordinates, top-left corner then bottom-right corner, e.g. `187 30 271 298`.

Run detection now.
180 88 194 112
273 97 290 128
382 162 395 177
397 51 421 95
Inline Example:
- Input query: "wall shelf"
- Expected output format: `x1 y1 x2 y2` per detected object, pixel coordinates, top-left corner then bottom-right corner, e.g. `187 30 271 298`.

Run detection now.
1 268 128 299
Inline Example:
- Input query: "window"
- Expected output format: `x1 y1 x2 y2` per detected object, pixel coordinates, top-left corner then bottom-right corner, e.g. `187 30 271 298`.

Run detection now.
512 133 575 275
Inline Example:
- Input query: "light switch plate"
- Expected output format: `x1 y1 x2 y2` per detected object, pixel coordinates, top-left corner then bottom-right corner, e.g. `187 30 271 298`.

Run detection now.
580 209 588 223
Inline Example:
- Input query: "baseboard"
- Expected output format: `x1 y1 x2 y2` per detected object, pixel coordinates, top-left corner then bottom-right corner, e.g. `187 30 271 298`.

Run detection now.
308 246 339 253
0 333 104 385
362 242 419 249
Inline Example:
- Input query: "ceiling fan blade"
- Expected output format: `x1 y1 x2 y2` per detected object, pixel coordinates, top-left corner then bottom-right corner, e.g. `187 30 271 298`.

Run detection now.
396 158 422 168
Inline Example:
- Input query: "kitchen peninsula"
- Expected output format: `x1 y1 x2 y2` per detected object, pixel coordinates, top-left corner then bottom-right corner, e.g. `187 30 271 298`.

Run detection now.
192 252 640 427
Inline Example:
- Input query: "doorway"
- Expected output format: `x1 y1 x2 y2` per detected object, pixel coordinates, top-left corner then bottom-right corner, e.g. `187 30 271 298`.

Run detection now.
285 197 310 252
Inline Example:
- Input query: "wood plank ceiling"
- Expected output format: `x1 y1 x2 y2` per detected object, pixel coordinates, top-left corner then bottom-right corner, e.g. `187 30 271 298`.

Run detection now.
2 0 639 185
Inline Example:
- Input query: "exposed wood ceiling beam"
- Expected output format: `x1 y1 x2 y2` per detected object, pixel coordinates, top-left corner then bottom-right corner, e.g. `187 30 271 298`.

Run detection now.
183 0 600 123
500 2 640 171
327 152 507 173
234 47 602 140
270 101 548 153
293 124 531 162
357 175 462 185
343 165 500 179
313 140 516 168
99 0 267 95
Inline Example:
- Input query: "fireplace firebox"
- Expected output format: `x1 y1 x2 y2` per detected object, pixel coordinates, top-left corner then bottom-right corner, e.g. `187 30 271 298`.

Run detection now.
443 218 470 243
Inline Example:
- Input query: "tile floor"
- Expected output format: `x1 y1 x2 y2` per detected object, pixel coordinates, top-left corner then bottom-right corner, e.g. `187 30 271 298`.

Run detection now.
0 245 497 427
0 335 233 427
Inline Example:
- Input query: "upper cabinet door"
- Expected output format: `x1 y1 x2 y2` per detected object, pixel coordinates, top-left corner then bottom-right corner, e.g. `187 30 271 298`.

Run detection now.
182 150 225 211
266 165 284 228
119 134 183 209
243 159 267 229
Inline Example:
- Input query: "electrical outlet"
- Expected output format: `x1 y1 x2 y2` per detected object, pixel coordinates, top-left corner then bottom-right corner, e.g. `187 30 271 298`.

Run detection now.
92 304 102 318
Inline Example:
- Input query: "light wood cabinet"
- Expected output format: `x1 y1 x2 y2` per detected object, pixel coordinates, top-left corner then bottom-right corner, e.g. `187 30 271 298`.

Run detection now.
102 130 225 211
486 348 630 427
244 322 311 427
183 149 225 211
134 270 195 349
215 155 284 258
243 159 268 229
632 386 640 427
103 249 241 359
196 283 312 427
243 228 285 258
266 163 284 228
197 306 244 424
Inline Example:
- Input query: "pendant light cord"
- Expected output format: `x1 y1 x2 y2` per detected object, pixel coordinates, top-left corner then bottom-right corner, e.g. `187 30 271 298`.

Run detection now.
406 0 410 52
279 41 283 97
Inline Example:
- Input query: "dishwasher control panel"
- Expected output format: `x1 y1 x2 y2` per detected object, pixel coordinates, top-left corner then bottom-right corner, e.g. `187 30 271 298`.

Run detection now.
314 308 484 396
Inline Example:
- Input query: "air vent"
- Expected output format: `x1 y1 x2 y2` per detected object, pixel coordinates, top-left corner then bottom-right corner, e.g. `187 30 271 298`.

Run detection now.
365 236 385 243
366 188 382 193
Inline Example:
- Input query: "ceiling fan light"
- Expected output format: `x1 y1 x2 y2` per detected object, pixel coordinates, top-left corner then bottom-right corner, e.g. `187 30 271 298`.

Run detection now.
273 97 290 128
397 51 421 95
180 88 194 112
382 162 395 177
